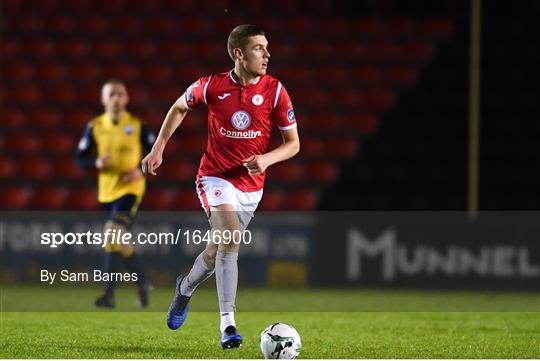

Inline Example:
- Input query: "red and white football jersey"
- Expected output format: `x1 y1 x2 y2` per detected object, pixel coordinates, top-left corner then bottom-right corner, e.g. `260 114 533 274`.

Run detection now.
182 70 297 192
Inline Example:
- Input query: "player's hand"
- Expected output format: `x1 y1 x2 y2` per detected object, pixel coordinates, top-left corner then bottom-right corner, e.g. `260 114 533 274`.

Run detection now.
95 155 112 169
242 155 269 176
122 168 143 183
141 149 163 176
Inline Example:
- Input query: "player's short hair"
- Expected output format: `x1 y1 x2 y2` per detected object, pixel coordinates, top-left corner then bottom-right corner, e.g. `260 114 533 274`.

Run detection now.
103 78 126 89
227 24 265 61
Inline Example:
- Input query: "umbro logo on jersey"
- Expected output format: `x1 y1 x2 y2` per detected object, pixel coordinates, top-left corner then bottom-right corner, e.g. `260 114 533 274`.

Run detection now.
218 93 231 100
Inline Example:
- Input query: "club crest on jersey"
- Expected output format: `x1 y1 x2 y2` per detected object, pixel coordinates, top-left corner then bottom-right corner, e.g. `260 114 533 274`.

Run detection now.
252 94 264 106
124 125 134 135
287 109 296 123
231 111 251 130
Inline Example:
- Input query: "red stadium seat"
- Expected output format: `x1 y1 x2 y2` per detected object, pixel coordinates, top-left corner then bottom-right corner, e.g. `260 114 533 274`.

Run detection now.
281 189 318 211
129 0 161 14
331 41 368 60
283 17 313 36
258 190 284 211
381 66 418 86
77 85 102 104
21 39 54 57
64 188 98 210
0 187 32 210
350 18 385 36
18 157 53 180
103 63 138 82
43 84 76 105
96 0 127 13
296 41 331 59
325 137 358 158
0 39 19 58
367 42 400 60
78 15 109 34
293 88 327 109
1 108 25 129
163 138 180 158
27 108 61 128
178 136 207 156
2 61 34 81
215 16 245 34
360 89 395 110
274 67 312 84
0 157 16 179
127 85 148 104
401 41 433 61
315 17 348 36
345 113 379 135
69 63 103 82
301 138 326 157
158 42 191 60
332 89 362 109
176 65 210 83
151 85 182 105
7 84 42 103
192 41 224 58
10 15 42 33
350 65 381 84
115 15 143 33
144 16 177 35
142 189 176 210
177 16 214 34
304 161 338 183
41 132 76 155
124 40 157 58
140 63 173 83
314 65 347 84
57 40 90 59
161 159 198 182
2 0 25 13
267 162 303 182
420 18 454 38
58 0 91 12
64 109 92 130
307 113 344 132
92 40 123 59
268 43 296 59
29 187 67 210
3 132 40 154
172 191 201 210
44 15 74 33
35 62 67 82
138 109 164 129
53 157 87 180
254 16 283 35
387 18 418 36
32 0 58 12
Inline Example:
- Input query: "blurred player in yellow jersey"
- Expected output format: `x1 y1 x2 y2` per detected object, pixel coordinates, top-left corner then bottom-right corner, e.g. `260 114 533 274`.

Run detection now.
76 79 156 308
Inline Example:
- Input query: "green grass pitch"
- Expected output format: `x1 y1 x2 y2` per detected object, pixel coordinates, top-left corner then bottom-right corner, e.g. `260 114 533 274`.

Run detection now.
1 286 539 358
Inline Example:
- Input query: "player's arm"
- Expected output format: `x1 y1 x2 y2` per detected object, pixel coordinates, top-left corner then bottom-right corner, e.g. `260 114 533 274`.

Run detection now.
141 95 189 175
75 123 111 169
243 127 300 176
123 122 157 182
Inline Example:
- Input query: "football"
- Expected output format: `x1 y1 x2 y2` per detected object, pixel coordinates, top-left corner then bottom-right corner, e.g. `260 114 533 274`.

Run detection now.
259 323 302 359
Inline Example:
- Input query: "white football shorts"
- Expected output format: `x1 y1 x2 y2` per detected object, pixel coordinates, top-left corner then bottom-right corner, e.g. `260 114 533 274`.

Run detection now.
195 175 263 231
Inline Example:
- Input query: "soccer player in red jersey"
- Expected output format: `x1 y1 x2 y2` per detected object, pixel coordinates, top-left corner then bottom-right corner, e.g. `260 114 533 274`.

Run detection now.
141 24 300 348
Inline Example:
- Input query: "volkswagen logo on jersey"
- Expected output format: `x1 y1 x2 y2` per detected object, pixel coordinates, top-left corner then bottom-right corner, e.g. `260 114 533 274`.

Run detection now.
231 111 251 130
252 94 264 106
287 108 296 123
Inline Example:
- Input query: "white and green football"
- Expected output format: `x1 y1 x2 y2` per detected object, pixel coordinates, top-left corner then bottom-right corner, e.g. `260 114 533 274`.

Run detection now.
259 323 302 359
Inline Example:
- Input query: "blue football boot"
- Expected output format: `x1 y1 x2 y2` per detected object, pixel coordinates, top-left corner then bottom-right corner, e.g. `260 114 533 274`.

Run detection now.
221 325 243 349
166 275 191 330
